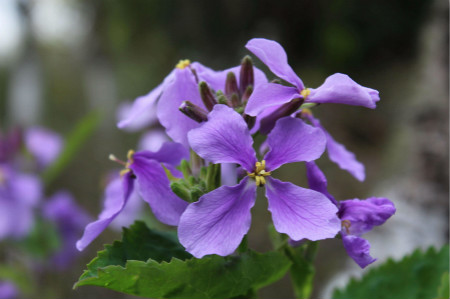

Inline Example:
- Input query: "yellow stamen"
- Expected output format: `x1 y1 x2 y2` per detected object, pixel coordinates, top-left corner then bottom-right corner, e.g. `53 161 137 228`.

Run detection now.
176 59 191 69
301 108 312 116
341 220 351 234
110 150 136 177
300 88 311 99
247 160 271 186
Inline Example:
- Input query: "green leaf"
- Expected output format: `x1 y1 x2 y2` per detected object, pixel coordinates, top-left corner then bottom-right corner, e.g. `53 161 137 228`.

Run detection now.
435 272 449 299
75 221 291 299
333 245 449 299
42 110 101 186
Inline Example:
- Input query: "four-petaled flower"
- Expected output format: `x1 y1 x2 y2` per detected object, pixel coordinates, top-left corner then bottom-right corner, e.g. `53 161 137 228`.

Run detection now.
178 105 340 258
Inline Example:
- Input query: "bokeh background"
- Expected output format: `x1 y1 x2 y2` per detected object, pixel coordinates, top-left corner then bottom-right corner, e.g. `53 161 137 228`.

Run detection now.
0 0 448 298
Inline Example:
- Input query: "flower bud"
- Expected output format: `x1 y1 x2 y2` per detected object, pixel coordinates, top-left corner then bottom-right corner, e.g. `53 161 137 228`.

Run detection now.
241 85 253 104
225 72 240 98
199 81 217 111
239 55 254 95
259 98 304 134
179 101 208 123
170 181 191 202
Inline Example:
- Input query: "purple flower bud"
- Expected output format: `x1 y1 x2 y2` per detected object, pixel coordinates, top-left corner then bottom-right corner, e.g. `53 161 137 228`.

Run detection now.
239 56 254 95
179 101 208 123
199 81 217 111
225 72 240 106
259 98 303 134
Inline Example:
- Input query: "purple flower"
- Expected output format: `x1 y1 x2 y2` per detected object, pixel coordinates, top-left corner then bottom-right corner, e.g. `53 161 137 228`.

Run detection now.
43 191 90 269
0 165 42 240
0 128 22 163
76 142 189 251
0 281 18 299
138 129 169 152
304 111 365 181
24 126 63 168
244 38 380 118
178 105 340 258
339 197 396 268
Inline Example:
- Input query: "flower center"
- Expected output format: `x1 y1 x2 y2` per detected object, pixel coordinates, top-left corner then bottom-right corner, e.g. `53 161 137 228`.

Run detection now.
300 88 311 99
109 149 135 177
247 160 271 187
341 219 351 234
176 59 191 69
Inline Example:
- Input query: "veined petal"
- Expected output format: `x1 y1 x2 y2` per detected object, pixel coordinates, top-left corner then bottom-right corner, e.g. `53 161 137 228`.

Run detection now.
307 115 365 181
134 142 189 166
130 156 188 226
264 117 326 171
245 83 300 117
342 235 376 268
24 127 63 167
265 178 340 241
338 197 396 236
157 67 203 147
305 161 337 206
246 38 304 89
117 69 174 130
188 105 257 172
178 177 257 258
307 73 379 109
76 173 134 251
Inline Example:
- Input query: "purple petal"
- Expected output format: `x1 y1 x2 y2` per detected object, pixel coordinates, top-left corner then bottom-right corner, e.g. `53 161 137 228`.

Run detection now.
264 117 326 171
134 142 189 166
138 130 169 152
116 101 158 132
338 197 396 236
76 173 134 251
245 83 301 117
130 156 188 226
9 173 42 206
197 64 268 93
0 281 18 299
221 163 238 186
305 161 337 206
307 115 365 181
178 177 257 258
246 38 304 89
157 68 203 147
265 178 340 241
117 70 174 130
24 127 63 167
0 199 34 239
342 235 376 268
109 187 142 230
188 104 257 172
307 73 380 109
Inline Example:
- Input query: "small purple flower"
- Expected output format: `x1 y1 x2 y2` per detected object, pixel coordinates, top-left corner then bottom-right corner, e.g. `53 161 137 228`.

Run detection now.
76 142 189 251
339 197 396 268
43 191 90 269
303 111 365 181
24 126 63 168
0 128 22 163
178 105 340 258
0 281 18 299
244 38 380 117
0 165 42 240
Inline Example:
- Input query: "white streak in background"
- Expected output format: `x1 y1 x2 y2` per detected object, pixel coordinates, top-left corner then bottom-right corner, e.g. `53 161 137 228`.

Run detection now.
8 58 42 125
31 0 89 49
138 130 169 152
0 0 24 65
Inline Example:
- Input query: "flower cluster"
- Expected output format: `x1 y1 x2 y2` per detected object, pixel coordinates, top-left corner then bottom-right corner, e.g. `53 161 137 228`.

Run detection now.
78 38 395 268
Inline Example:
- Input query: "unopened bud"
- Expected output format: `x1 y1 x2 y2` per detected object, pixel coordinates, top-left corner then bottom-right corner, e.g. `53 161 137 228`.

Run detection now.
259 98 304 134
239 56 254 95
170 181 191 202
216 91 230 106
179 101 208 123
199 81 217 111
241 85 253 104
225 72 240 98
230 93 240 108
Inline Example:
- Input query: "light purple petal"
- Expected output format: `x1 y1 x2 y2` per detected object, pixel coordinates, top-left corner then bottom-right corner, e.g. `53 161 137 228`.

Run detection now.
0 199 34 239
188 105 257 172
245 83 301 117
76 173 134 251
178 177 256 258
221 163 238 186
307 115 365 181
109 187 142 230
338 197 396 236
117 69 174 130
305 161 337 206
138 130 169 152
342 235 376 268
264 117 326 171
246 38 304 89
130 156 188 226
0 281 18 299
9 173 42 206
116 101 158 132
24 127 63 167
265 178 340 241
134 142 189 166
157 67 203 147
197 64 268 92
307 73 380 109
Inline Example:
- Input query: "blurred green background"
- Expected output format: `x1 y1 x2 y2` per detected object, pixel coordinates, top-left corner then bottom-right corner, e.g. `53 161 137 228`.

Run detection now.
0 0 448 298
